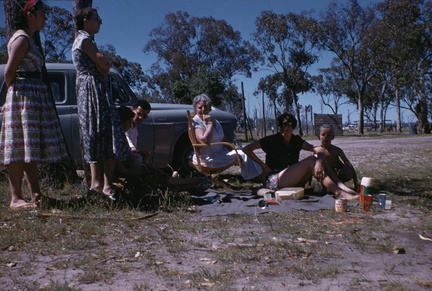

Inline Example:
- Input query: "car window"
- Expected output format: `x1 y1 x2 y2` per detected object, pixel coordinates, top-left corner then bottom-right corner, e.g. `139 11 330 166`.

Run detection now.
0 73 66 105
110 74 131 104
48 73 66 103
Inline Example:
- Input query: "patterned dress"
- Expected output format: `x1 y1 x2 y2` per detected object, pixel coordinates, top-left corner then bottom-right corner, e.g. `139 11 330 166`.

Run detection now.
72 30 129 162
0 30 67 165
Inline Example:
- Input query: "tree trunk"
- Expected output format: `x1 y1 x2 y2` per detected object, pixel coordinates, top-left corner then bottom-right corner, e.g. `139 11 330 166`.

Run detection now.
372 106 378 132
296 105 303 136
418 93 430 134
395 88 401 133
357 95 364 135
262 92 266 137
293 94 303 136
379 100 385 133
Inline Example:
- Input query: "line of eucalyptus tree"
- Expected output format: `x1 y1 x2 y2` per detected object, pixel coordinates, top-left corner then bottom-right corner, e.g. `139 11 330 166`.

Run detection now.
368 0 431 133
1 0 148 94
255 74 282 125
42 6 74 62
72 0 92 14
313 0 376 135
396 0 432 134
2 0 80 62
253 11 319 136
143 11 261 115
313 0 431 134
312 61 353 115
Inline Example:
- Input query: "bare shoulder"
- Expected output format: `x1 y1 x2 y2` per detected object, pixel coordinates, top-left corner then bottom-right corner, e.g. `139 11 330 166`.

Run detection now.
329 144 345 156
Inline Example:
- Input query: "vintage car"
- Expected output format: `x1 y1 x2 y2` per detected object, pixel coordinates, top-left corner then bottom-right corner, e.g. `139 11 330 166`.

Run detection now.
0 63 237 173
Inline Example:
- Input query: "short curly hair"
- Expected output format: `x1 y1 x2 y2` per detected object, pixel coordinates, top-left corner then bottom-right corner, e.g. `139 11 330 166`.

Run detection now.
192 94 212 111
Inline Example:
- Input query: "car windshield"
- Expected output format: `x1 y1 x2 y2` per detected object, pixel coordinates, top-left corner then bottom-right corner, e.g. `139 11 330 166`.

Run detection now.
110 74 131 104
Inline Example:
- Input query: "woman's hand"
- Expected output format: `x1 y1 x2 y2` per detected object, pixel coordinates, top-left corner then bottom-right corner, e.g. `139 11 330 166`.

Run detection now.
203 114 213 124
195 115 214 143
314 159 325 182
82 38 110 78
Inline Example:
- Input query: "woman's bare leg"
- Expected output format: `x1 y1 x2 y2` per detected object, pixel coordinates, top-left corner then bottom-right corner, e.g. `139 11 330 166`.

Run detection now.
321 175 358 199
8 163 37 208
23 162 41 203
276 156 359 200
276 156 315 188
8 163 25 207
102 160 116 195
90 162 103 191
321 161 358 196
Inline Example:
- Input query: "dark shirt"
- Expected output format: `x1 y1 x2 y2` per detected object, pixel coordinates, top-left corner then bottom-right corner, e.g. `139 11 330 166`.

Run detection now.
260 133 304 173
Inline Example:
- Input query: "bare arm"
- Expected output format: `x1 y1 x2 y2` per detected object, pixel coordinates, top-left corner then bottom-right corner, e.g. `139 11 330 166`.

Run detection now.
81 38 110 78
337 148 359 189
243 140 272 174
194 114 215 144
302 140 315 153
312 146 326 181
5 35 29 87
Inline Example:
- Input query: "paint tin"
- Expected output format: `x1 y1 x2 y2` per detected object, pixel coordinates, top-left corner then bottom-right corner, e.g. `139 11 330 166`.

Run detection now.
378 193 386 210
335 198 348 212
363 194 373 212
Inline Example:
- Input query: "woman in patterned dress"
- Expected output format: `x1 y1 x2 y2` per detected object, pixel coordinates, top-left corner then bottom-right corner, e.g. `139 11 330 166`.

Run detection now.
0 0 67 209
72 8 130 200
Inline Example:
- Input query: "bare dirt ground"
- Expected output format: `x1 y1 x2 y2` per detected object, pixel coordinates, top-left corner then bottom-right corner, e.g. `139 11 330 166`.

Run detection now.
0 135 431 291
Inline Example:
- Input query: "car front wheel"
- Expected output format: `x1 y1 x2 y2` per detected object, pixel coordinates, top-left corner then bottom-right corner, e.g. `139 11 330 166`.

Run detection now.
172 136 196 176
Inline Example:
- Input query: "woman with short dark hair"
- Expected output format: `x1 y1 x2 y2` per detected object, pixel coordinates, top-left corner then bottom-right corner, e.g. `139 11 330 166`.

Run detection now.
72 8 130 200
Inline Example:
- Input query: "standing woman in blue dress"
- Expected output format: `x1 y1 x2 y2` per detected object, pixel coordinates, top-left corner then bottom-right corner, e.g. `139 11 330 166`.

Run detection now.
72 7 130 200
0 0 67 209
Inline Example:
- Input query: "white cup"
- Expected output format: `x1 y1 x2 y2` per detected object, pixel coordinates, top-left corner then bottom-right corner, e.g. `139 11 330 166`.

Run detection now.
361 177 374 187
264 193 272 200
385 200 392 210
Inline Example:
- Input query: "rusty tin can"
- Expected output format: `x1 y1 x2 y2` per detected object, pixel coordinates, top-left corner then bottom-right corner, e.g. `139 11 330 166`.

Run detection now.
363 194 373 212
335 198 348 212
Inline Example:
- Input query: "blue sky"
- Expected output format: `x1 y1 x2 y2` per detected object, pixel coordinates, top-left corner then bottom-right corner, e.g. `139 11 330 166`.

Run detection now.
0 0 415 123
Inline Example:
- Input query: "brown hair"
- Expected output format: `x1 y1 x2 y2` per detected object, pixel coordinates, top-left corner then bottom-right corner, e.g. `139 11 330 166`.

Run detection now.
277 112 297 129
74 7 98 30
4 0 46 36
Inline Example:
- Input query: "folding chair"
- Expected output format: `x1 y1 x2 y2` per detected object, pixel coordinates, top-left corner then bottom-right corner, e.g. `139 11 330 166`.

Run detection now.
186 110 241 189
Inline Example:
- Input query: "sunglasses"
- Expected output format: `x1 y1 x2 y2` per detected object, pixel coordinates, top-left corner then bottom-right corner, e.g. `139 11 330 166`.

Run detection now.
87 16 102 23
